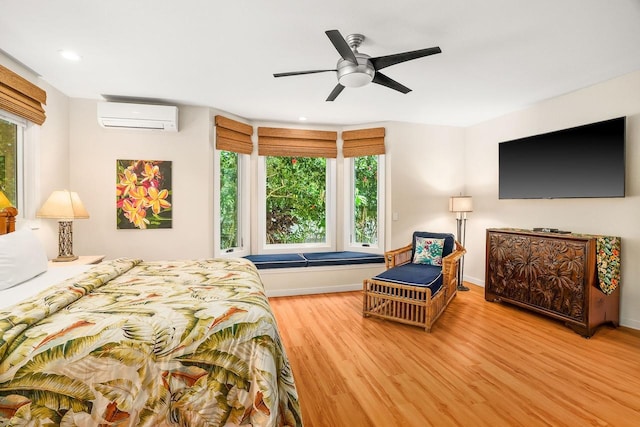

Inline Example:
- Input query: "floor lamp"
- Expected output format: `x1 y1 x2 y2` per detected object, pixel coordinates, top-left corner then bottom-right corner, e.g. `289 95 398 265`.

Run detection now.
449 195 472 291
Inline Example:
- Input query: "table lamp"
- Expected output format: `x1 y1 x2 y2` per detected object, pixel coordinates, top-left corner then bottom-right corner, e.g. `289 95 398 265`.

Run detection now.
36 190 89 262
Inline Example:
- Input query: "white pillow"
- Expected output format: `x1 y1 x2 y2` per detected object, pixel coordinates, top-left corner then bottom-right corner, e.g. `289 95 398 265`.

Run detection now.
0 228 49 290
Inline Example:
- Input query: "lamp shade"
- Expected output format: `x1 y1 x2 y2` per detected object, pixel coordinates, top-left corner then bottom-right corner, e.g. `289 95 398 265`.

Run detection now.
36 190 89 220
449 196 473 213
0 191 13 209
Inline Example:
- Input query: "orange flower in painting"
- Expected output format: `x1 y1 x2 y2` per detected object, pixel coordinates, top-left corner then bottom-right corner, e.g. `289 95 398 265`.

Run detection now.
122 198 150 229
141 162 160 183
119 169 138 197
147 186 171 215
129 186 148 207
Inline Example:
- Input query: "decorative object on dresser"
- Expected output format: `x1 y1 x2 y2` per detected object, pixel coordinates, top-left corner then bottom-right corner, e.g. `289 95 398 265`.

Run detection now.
449 195 473 291
485 228 620 337
36 190 89 262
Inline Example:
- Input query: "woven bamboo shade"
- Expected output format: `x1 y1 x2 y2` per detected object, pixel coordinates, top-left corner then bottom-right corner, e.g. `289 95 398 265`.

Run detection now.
342 127 385 158
258 127 338 158
0 64 47 125
214 115 254 154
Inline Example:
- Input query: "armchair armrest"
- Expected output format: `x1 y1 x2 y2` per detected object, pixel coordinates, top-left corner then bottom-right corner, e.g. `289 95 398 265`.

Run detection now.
384 243 413 269
442 240 466 279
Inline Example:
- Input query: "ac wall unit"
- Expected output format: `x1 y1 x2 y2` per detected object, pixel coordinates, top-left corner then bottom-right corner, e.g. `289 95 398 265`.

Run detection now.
97 102 179 131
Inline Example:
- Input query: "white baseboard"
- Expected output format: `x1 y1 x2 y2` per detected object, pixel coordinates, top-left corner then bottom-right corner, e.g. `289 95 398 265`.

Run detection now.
621 317 640 330
464 274 485 287
266 283 362 298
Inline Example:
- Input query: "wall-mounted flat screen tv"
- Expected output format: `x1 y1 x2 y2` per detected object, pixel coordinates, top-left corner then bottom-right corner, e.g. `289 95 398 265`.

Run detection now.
499 117 625 199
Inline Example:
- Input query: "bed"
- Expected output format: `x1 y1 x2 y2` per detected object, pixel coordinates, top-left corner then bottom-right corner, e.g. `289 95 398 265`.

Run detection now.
0 210 303 426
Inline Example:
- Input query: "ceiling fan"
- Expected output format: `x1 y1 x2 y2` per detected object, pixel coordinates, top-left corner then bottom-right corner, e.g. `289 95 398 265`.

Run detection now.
273 29 442 101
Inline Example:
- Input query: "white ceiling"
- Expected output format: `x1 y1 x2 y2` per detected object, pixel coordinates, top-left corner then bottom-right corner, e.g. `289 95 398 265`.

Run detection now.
2 0 640 127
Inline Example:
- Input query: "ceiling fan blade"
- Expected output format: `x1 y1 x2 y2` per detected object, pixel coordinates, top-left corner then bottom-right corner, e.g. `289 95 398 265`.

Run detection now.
274 69 336 78
325 30 357 63
370 46 442 71
326 84 345 101
372 72 412 94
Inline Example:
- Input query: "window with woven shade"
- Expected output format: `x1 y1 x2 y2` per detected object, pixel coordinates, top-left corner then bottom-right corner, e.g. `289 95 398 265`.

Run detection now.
0 64 46 126
342 127 385 157
342 127 386 253
213 115 253 257
214 115 253 154
257 127 337 158
257 127 338 252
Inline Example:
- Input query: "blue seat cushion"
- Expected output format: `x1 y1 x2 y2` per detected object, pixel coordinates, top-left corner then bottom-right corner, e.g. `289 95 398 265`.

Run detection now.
303 251 385 267
374 263 443 296
244 253 307 269
412 232 455 259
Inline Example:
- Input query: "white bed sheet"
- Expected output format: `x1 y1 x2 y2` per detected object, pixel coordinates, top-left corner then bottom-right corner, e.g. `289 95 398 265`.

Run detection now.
0 265 92 310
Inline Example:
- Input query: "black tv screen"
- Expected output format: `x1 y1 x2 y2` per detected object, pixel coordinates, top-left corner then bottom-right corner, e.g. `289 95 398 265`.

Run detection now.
499 117 625 199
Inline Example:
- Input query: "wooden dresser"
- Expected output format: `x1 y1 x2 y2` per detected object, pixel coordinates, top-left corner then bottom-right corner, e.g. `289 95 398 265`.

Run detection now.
485 228 620 337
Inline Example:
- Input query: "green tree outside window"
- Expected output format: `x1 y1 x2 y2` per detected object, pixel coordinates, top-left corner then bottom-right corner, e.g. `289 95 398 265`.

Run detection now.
266 156 326 244
220 150 240 250
354 155 378 244
0 118 17 205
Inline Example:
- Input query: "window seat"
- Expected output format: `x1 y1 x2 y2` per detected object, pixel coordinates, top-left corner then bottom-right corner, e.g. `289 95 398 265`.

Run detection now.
245 251 385 270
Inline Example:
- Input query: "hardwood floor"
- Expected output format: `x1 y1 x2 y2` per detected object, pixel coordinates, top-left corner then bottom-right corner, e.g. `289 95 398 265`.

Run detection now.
269 284 640 427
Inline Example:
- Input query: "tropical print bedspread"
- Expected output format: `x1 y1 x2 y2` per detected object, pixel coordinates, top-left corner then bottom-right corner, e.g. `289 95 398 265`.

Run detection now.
0 258 302 427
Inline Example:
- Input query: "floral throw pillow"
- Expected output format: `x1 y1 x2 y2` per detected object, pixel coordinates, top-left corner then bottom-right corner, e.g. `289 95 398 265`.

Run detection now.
412 237 445 266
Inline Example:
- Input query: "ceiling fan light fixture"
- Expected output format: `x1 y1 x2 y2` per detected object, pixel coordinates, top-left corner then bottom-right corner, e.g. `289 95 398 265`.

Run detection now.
337 57 375 88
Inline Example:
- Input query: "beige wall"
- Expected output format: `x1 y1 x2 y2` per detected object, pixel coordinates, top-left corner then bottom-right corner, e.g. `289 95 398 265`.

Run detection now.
384 121 466 249
463 70 640 329
68 99 214 260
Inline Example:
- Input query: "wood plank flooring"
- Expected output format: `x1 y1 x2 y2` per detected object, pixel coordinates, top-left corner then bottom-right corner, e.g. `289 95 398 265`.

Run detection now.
269 284 640 427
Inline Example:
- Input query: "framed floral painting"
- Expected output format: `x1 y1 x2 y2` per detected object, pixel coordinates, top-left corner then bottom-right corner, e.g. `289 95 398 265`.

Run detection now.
116 159 172 229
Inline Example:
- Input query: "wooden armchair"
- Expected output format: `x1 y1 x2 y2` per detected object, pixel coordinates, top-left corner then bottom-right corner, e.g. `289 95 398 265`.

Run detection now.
363 231 466 331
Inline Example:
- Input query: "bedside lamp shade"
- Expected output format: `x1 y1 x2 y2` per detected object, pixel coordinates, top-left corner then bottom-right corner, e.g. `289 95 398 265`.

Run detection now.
0 191 12 209
37 190 89 220
37 190 89 262
0 190 13 209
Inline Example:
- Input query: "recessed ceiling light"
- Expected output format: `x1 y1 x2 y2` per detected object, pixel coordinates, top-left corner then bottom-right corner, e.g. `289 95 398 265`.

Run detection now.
59 50 81 61
298 116 307 121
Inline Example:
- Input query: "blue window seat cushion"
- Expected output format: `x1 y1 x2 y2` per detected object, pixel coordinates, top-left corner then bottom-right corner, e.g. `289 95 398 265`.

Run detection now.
244 251 384 269
303 251 385 267
373 263 443 296
244 253 307 269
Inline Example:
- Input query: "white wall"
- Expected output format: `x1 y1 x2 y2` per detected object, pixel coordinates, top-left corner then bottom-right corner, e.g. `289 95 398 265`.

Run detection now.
68 99 214 260
463 70 640 329
385 121 467 248
33 81 72 255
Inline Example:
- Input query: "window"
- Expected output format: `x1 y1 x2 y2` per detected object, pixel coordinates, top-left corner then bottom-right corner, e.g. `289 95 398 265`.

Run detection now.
259 156 336 252
219 150 240 249
0 113 25 210
345 154 385 252
213 149 249 257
